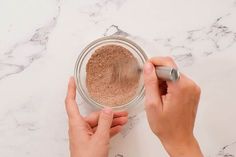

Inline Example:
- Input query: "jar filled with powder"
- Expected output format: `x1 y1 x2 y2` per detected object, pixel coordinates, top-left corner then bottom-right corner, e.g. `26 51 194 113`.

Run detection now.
74 36 148 110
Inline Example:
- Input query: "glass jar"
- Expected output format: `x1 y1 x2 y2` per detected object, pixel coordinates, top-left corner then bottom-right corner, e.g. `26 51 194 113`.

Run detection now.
74 36 148 111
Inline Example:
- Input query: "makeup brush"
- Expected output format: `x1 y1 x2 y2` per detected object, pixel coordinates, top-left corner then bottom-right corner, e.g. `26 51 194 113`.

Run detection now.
111 60 180 83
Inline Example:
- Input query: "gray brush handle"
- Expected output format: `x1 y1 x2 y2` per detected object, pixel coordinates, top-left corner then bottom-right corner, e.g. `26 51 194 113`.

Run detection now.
155 66 180 81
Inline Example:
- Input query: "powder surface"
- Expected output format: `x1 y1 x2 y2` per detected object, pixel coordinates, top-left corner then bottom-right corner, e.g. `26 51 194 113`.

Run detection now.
86 44 140 107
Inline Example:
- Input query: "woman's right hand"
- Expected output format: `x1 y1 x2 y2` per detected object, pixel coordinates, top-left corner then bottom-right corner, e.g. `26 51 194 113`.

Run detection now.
143 57 203 157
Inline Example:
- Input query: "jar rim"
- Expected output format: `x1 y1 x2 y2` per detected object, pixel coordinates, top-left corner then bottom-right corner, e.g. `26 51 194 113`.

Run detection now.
74 36 148 110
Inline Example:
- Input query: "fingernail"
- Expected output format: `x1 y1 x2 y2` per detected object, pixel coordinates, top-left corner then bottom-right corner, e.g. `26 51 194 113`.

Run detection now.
102 107 112 115
144 62 154 74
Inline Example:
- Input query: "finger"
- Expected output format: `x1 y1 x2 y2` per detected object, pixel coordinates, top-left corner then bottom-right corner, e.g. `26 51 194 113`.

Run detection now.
143 62 162 112
85 111 128 128
88 116 128 128
149 56 178 68
95 108 113 140
84 111 100 127
110 125 123 138
91 116 128 132
167 73 195 94
65 77 83 123
111 116 128 127
92 125 123 138
150 57 179 92
113 111 128 118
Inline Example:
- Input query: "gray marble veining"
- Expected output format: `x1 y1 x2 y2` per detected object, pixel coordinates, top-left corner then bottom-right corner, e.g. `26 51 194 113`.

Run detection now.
0 0 236 156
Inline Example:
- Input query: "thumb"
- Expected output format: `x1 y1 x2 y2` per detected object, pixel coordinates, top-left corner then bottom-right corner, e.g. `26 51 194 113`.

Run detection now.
95 108 113 140
143 62 162 122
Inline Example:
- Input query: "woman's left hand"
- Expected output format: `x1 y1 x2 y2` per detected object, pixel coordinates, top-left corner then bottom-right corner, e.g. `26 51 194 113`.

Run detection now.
65 77 128 157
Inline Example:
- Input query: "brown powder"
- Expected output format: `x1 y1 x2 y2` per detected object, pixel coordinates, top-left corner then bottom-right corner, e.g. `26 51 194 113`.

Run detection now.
86 44 140 107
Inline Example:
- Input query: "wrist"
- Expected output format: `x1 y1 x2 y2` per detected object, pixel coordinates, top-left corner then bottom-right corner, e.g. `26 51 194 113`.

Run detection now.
161 136 203 157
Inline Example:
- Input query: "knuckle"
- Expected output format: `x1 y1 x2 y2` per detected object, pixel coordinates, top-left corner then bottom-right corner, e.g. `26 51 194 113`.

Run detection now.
187 80 195 89
188 80 200 92
194 85 201 97
182 79 201 96
195 84 201 92
182 77 194 89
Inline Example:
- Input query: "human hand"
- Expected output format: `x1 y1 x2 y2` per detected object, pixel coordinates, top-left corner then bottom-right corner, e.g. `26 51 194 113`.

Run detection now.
143 57 203 157
65 77 128 157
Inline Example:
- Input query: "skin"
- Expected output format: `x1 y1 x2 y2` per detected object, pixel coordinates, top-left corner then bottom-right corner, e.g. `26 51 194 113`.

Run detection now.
143 57 203 157
65 57 203 157
65 77 128 157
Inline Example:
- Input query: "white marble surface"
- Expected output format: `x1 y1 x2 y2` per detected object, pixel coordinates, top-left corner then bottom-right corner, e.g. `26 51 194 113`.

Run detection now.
1 0 236 156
